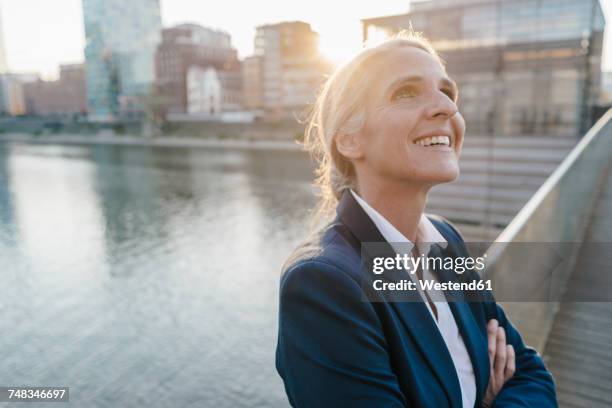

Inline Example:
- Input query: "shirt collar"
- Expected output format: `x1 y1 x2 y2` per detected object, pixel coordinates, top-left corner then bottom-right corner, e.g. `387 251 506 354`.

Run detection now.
349 189 448 254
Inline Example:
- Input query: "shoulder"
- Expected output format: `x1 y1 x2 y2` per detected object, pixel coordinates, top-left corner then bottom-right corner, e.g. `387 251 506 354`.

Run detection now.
280 222 363 297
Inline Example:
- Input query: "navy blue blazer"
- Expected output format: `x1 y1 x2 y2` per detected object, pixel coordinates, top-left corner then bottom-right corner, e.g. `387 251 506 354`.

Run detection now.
276 190 557 407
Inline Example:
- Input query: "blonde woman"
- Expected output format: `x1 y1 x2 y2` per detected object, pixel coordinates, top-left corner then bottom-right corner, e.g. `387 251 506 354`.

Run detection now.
275 32 557 408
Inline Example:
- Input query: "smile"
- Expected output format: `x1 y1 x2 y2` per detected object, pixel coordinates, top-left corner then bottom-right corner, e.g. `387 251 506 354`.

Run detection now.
413 135 451 147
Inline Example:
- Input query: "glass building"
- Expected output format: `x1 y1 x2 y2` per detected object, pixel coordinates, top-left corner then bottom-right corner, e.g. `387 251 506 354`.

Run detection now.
83 0 162 121
363 0 606 137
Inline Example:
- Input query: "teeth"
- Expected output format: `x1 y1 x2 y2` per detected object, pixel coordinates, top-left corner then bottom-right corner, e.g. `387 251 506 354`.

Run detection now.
414 135 450 147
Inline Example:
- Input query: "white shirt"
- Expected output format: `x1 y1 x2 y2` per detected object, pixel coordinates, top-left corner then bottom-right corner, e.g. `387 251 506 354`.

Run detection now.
350 189 476 408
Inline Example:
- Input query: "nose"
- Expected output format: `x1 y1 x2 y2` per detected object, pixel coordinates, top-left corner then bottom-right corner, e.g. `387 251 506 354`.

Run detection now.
425 91 458 120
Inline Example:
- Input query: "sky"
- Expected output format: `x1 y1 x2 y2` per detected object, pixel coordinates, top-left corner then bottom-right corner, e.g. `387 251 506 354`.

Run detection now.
1 0 611 80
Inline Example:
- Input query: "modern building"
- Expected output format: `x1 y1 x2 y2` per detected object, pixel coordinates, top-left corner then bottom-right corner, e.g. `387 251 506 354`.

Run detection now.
155 24 241 114
23 64 87 116
186 65 242 116
362 0 606 137
82 0 162 121
253 21 333 120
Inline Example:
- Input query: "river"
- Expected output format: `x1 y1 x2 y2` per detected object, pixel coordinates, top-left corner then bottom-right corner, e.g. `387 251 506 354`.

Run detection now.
0 141 316 407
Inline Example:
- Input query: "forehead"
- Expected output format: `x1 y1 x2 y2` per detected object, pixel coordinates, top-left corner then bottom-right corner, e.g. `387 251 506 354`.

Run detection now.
374 46 447 93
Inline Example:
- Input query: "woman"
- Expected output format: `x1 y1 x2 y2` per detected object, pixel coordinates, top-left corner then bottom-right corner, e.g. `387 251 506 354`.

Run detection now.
275 32 557 407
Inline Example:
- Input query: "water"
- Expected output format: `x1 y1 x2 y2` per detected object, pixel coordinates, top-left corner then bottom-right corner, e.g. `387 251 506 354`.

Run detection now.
0 142 316 407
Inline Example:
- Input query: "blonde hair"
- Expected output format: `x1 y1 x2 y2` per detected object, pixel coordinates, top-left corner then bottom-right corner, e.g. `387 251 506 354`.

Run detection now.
303 29 442 224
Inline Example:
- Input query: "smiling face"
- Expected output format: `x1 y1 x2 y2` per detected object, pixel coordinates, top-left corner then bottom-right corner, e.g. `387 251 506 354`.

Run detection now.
340 45 465 190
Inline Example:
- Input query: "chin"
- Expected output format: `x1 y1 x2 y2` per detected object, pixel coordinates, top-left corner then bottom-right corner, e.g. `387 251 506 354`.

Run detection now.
420 167 460 185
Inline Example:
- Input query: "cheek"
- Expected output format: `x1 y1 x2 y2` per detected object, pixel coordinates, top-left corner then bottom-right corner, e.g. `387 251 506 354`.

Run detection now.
377 108 420 148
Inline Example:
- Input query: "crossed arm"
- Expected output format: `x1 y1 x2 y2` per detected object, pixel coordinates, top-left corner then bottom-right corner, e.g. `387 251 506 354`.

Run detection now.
482 299 557 407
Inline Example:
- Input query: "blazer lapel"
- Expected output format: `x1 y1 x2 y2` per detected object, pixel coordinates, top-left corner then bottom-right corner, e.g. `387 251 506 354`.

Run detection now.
430 244 490 407
336 190 464 408
390 297 465 408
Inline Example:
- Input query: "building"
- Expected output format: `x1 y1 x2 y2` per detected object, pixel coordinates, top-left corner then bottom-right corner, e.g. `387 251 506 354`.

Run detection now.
23 64 87 116
362 0 606 137
0 3 8 73
242 55 263 110
186 65 242 117
601 71 612 103
82 0 162 121
253 21 333 120
155 24 241 114
0 73 37 116
0 74 25 115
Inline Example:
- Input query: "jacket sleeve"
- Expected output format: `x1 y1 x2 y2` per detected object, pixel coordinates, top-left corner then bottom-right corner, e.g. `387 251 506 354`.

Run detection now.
486 300 558 408
441 218 558 407
275 259 407 408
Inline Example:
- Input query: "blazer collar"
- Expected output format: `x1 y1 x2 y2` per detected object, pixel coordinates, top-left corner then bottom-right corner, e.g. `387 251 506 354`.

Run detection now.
348 188 448 250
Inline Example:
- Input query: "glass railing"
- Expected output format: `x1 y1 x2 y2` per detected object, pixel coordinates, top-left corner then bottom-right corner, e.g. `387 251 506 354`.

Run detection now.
481 108 612 351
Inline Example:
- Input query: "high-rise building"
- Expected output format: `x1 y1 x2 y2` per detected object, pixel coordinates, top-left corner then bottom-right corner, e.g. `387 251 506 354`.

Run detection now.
254 21 333 120
155 24 241 114
82 0 162 121
23 64 87 116
362 0 606 137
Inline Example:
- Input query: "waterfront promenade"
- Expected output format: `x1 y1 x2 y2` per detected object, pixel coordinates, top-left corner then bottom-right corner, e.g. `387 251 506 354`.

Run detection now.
0 133 303 152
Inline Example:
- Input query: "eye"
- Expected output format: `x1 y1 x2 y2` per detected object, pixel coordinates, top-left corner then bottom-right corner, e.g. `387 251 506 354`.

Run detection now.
392 85 418 100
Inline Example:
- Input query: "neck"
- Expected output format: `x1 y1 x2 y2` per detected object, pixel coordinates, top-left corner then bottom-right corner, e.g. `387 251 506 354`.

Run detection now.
355 175 431 243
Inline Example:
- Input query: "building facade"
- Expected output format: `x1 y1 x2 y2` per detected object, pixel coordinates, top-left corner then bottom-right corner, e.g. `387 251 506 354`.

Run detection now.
155 24 241 114
82 0 162 121
242 55 263 110
23 64 87 116
0 75 24 115
363 0 606 137
186 65 242 116
253 21 333 120
601 71 612 103
0 73 38 116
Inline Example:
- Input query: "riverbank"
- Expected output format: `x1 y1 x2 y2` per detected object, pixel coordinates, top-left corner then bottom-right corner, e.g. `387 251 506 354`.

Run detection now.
0 133 305 152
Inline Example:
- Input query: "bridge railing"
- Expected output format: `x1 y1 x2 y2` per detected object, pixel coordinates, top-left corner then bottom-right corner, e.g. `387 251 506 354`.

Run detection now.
481 109 612 351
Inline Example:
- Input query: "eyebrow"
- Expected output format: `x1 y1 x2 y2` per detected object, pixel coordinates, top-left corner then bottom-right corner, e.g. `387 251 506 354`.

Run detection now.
386 75 458 99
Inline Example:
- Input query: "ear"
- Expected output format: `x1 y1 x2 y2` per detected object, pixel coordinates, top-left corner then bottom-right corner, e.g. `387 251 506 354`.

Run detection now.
335 131 364 160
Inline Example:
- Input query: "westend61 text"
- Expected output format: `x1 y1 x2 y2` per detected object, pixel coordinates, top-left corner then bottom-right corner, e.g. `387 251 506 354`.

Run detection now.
373 279 493 292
